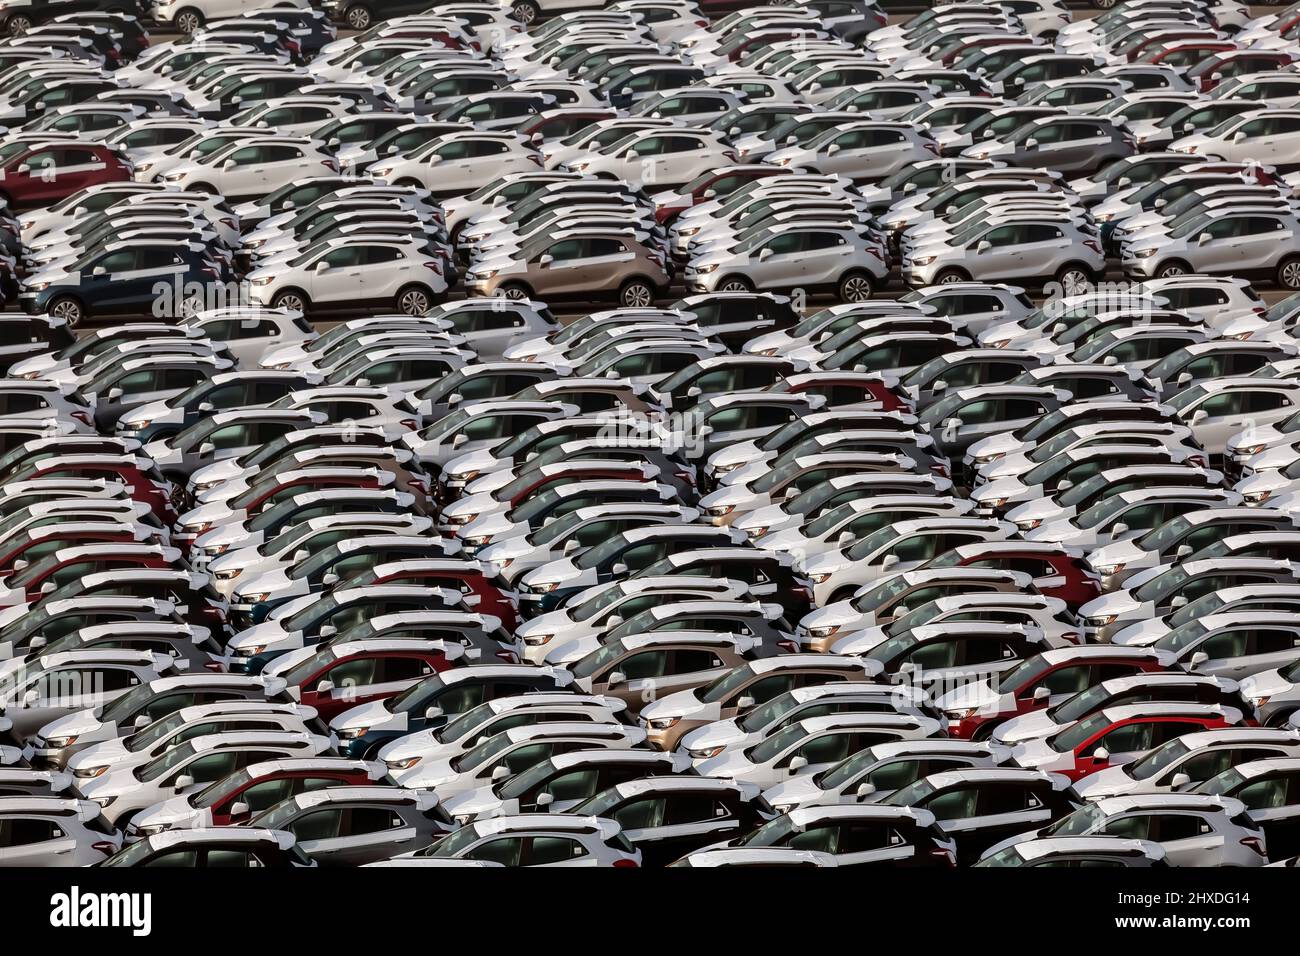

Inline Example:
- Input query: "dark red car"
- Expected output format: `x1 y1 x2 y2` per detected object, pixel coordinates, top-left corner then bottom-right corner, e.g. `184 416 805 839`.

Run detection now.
348 558 519 633
0 521 163 576
931 541 1102 608
157 758 386 828
943 646 1169 741
280 639 462 721
653 165 787 224
8 454 177 525
1188 49 1297 91
0 543 179 607
0 142 133 211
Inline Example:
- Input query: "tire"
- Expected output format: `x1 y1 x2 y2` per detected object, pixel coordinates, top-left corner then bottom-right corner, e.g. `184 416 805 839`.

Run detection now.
838 270 875 303
272 289 309 314
396 283 433 316
934 268 970 284
1267 710 1298 728
717 275 753 293
1155 260 1190 280
829 587 857 605
1055 262 1093 296
512 0 540 24
1093 0 1118 8
619 277 655 308
500 282 532 300
188 182 215 195
344 3 372 29
6 14 32 35
173 7 203 33
48 296 84 326
1278 256 1300 291
394 178 423 189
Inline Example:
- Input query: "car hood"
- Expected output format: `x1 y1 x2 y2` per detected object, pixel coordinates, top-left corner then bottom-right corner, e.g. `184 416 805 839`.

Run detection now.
760 774 825 810
330 698 401 733
935 678 1002 713
65 737 131 772
131 792 208 831
993 708 1060 745
1070 763 1136 801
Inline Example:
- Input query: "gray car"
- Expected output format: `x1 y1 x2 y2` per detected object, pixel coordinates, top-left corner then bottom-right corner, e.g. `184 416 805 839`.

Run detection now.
967 115 1136 174
0 797 120 867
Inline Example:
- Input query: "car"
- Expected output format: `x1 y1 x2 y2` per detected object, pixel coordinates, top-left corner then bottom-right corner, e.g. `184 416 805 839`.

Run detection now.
0 797 120 866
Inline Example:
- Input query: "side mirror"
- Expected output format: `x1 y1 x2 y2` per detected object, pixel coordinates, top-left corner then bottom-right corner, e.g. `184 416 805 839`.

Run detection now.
903 182 916 194
1232 130 1246 143
1189 650 1209 668
321 572 340 587
610 561 628 576
28 636 46 650
1102 355 1119 366
107 387 123 401
539 253 553 267
1116 176 1131 188
976 240 992 253
198 441 215 457
1056 479 1073 491
318 625 336 639
1170 595 1189 609
605 615 623 628
701 188 716 200
1110 522 1129 537
562 539 579 555
855 782 877 800
535 791 554 808
1175 371 1192 386
787 755 809 773
826 143 840 156
1091 747 1109 763
39 582 55 595
1190 408 1208 424
315 261 330 273
197 401 213 413
606 670 626 686
881 553 900 571
837 531 854 546
735 694 755 710
758 247 773 260
1197 232 1212 245
491 765 510 782
1025 137 1038 148
1170 772 1192 791
229 801 250 819
932 379 948 393
222 158 236 170
134 715 151 729
174 775 195 791
898 662 916 676
315 679 335 694
1174 544 1193 559
354 378 371 388
424 705 444 721
292 548 309 562
92 265 108 277
451 433 468 448
12 559 28 572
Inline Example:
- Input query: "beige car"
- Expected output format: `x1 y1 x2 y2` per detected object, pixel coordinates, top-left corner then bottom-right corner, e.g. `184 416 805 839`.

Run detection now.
465 230 671 308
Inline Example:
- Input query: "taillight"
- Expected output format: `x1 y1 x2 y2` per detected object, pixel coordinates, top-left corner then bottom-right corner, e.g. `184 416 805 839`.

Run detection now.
1083 239 1102 255
528 155 544 166
321 160 338 171
496 651 519 663
1240 836 1267 857
776 639 799 653
92 842 118 855
612 858 639 868
930 463 949 477
923 143 939 155
929 847 956 867
424 260 442 275
401 419 419 430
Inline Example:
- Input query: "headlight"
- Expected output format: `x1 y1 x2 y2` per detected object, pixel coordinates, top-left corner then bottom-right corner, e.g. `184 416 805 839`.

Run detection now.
73 765 109 779
911 255 936 266
1087 615 1117 628
135 823 168 836
984 497 1008 509
522 633 555 646
43 735 77 748
249 275 274 286
28 281 50 291
1096 213 1115 222
93 796 117 808
163 171 186 182
569 161 590 171
235 644 266 657
123 417 152 430
647 716 679 731
1249 695 1270 708
135 161 154 173
463 535 492 547
808 572 831 584
214 568 240 581
707 505 734 517
1133 248 1156 259
528 581 561 593
696 263 719 273
807 625 839 639
1238 444 1267 456
449 470 480 482
370 166 393 177
746 526 768 538
689 746 723 759
1244 490 1272 504
1095 563 1125 577
1016 519 1041 531
944 708 977 721
240 592 272 604
335 727 369 740
454 813 475 825
679 226 700 236
386 756 421 770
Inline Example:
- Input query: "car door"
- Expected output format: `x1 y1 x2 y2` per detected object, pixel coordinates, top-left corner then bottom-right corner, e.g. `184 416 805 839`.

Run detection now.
306 245 366 306
627 792 745 867
303 804 419 866
970 224 1027 280
0 815 83 868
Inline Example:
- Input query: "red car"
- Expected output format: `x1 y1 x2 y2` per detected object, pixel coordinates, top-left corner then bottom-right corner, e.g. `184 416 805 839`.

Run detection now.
1009 702 1242 781
776 372 912 413
652 165 787 224
1188 49 1297 91
519 108 619 146
1141 41 1237 69
932 541 1102 608
0 543 180 607
7 455 177 525
0 521 163 575
941 646 1169 741
0 142 133 211
143 757 387 829
352 558 519 633
279 639 464 721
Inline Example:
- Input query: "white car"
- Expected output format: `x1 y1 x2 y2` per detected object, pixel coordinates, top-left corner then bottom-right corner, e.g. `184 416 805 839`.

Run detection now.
159 136 339 201
369 131 542 197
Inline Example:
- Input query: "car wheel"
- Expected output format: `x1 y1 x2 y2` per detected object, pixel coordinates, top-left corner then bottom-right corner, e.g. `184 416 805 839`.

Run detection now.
718 275 753 292
394 178 423 188
619 278 655 308
1093 0 1117 7
1055 263 1093 296
189 182 215 194
174 7 203 33
1156 260 1189 279
501 282 531 300
934 268 969 284
345 3 372 29
512 0 540 24
838 270 874 303
48 296 84 326
272 290 309 314
6 13 32 35
397 284 433 316
1279 256 1300 291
